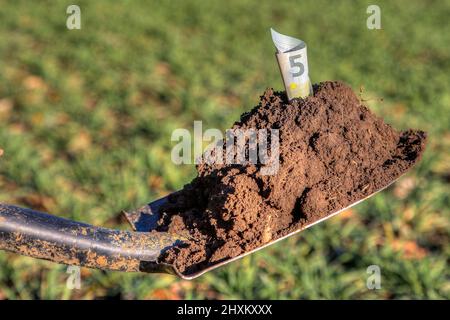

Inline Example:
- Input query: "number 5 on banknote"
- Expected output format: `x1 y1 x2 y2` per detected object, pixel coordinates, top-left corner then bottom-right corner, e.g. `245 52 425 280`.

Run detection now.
289 54 304 77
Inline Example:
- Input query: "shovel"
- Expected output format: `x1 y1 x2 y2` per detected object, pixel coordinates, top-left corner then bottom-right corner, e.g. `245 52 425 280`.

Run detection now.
0 175 403 280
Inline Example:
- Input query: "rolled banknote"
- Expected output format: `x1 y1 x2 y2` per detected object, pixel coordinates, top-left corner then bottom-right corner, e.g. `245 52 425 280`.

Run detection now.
271 28 312 100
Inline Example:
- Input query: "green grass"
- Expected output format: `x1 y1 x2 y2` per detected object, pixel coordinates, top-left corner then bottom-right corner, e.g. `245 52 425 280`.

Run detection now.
0 0 449 299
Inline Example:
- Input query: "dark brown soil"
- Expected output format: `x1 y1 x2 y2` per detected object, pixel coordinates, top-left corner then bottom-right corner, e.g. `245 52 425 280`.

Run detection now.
156 81 427 275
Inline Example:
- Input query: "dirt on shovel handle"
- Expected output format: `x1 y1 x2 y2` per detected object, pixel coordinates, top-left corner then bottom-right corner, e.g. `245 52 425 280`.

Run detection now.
156 81 427 275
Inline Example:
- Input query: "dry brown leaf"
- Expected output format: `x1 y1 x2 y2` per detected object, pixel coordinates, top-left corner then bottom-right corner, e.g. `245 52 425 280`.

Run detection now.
147 288 181 300
23 75 47 91
393 176 416 199
153 62 171 76
68 131 92 153
15 193 56 212
391 239 428 260
147 175 163 189
0 98 13 120
337 208 354 220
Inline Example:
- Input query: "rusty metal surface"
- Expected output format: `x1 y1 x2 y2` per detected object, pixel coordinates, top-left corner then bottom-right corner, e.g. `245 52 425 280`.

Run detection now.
0 204 185 273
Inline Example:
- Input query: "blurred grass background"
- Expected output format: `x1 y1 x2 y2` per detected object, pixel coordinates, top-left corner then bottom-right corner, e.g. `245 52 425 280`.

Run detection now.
0 0 449 299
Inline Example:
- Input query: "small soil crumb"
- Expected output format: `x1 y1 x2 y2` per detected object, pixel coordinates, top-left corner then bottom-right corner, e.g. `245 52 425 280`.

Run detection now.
156 81 427 275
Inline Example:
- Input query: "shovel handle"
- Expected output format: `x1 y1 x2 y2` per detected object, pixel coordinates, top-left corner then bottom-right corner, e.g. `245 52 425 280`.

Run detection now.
0 203 183 273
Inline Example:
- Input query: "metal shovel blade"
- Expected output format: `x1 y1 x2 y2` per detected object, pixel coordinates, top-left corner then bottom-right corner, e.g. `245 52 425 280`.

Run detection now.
124 175 403 280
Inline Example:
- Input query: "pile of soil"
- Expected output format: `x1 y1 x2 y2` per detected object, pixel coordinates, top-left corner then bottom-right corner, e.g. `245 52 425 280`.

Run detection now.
156 81 426 275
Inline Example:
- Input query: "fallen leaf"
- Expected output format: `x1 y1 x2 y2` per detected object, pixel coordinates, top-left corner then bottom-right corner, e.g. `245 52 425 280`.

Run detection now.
15 193 56 212
68 131 92 153
23 75 47 91
337 208 354 220
391 239 427 260
147 175 163 189
147 288 181 300
393 176 416 199
153 62 171 76
0 98 13 120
